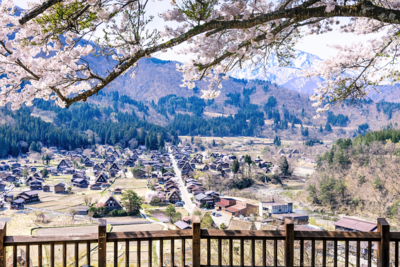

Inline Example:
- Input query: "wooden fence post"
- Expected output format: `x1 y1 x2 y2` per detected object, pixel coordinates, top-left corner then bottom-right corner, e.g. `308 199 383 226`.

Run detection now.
377 218 390 267
192 216 201 267
98 219 107 267
0 222 6 267
284 218 294 267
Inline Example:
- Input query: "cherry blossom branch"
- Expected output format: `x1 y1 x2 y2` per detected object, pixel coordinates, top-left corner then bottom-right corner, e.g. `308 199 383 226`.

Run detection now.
18 0 63 25
2 0 400 110
65 1 400 106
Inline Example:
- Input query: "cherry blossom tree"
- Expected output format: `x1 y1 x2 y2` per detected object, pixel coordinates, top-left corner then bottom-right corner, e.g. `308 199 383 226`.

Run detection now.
1 0 400 111
145 190 166 202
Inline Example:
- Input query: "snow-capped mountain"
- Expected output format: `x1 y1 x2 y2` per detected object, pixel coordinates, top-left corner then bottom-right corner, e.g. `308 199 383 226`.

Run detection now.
228 50 324 95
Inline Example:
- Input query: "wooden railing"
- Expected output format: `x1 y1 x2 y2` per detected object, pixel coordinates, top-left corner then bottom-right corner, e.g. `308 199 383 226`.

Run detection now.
0 217 398 267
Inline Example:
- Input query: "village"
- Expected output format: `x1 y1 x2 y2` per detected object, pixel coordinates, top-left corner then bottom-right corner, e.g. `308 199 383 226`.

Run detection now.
0 138 378 246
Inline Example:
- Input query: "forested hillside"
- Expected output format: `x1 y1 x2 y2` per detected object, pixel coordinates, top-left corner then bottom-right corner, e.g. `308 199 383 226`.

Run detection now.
3 56 400 155
0 100 178 157
305 129 400 221
91 58 400 141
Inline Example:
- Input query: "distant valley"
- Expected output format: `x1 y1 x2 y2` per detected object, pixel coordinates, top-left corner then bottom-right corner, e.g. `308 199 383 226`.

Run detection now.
2 49 400 145
87 54 400 142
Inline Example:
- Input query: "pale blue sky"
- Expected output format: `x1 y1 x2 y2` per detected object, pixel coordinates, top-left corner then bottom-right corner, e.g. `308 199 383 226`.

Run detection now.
14 0 377 61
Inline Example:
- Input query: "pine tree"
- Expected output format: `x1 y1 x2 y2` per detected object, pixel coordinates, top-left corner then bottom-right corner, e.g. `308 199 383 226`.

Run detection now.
21 167 29 178
42 168 49 177
150 133 158 150
161 166 167 174
36 142 42 152
91 133 96 145
325 122 332 132
280 156 290 175
145 135 150 150
29 141 37 152
44 154 51 165
244 155 252 174
11 142 19 157
231 159 239 174
273 136 281 146
159 134 165 151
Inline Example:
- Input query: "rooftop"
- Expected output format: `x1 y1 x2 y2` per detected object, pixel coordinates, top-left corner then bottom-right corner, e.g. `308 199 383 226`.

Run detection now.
226 204 246 213
334 217 377 232
174 221 191 230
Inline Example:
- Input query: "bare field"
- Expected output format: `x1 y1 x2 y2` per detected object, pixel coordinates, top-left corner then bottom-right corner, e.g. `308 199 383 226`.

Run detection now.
112 224 163 232
113 178 147 189
203 111 231 118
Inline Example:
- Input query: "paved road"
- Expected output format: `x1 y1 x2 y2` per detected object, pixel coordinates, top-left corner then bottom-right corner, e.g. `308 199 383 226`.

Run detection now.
168 148 194 214
210 209 231 227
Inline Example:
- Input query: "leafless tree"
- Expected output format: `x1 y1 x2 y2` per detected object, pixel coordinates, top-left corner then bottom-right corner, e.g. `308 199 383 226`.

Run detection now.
69 208 77 221
84 195 92 206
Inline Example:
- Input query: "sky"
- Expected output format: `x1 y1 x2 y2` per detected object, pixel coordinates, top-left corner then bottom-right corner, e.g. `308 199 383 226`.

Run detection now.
13 0 379 61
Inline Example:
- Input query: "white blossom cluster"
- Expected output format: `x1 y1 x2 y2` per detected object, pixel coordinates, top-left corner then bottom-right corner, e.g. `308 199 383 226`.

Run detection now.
0 0 399 111
0 0 147 109
164 0 400 113
0 0 97 109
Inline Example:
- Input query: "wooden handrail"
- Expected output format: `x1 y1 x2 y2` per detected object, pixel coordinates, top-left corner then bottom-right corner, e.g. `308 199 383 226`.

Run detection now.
192 216 201 267
2 230 388 246
294 231 381 241
378 218 390 267
201 229 286 239
4 234 98 245
107 230 193 240
0 218 397 267
390 231 400 241
285 219 294 267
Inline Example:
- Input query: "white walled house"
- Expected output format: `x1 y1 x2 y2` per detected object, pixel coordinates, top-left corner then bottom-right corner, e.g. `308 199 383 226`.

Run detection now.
259 201 293 217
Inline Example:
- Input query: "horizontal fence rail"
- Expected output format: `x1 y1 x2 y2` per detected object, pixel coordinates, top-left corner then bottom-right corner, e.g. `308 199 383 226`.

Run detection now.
0 217 398 267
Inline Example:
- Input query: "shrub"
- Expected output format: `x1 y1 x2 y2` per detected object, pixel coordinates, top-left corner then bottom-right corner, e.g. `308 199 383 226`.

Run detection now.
108 209 118 217
150 196 162 206
118 210 127 216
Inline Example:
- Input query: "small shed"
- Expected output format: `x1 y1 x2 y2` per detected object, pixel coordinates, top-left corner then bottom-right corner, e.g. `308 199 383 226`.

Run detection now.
43 185 51 192
30 180 43 190
53 183 66 194
114 188 122 194
11 198 24 209
90 183 102 190
174 221 192 230
4 194 13 202
76 206 89 215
